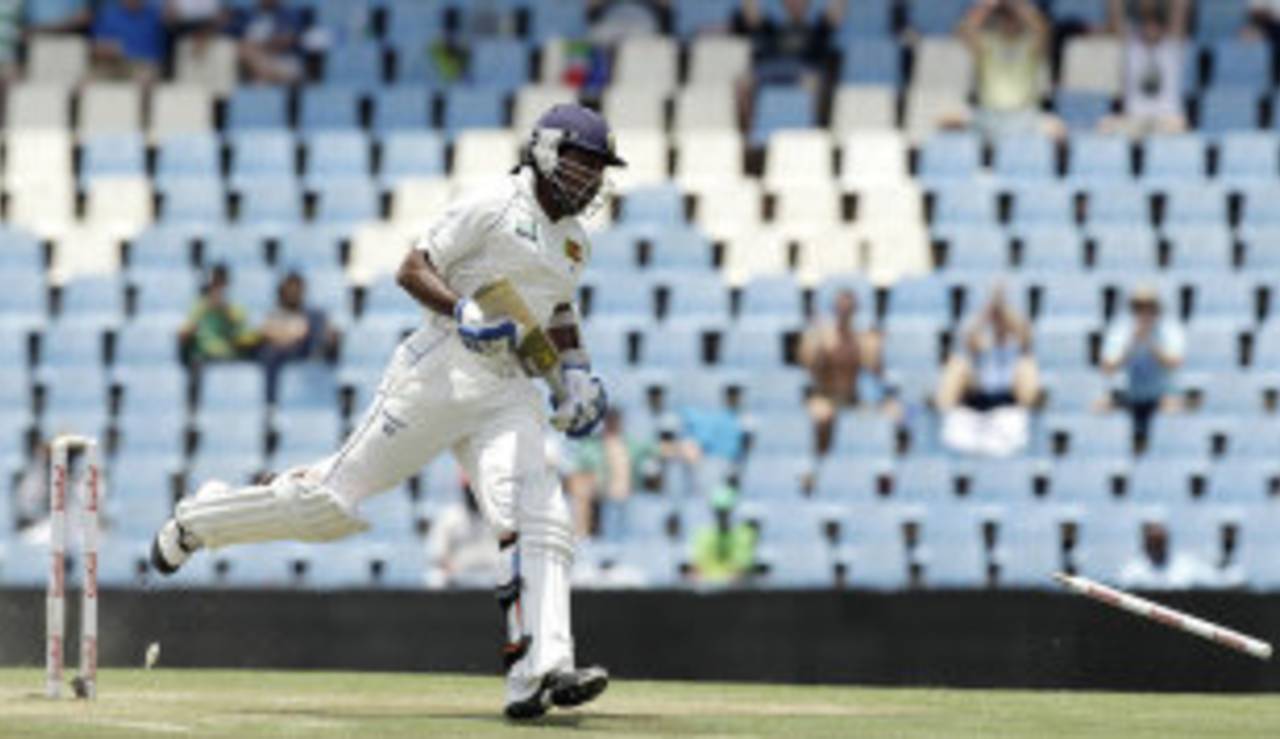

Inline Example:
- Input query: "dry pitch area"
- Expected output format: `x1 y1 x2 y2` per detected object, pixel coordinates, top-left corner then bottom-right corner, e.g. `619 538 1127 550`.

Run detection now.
0 668 1277 738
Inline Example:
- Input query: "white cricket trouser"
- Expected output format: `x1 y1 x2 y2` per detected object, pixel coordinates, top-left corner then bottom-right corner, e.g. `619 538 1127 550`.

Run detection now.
182 325 576 701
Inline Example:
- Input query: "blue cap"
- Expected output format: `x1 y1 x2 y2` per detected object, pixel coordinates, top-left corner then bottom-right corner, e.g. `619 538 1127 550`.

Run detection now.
535 103 626 167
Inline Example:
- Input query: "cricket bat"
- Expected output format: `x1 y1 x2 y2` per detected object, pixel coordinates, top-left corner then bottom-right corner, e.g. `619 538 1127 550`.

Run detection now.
472 278 567 400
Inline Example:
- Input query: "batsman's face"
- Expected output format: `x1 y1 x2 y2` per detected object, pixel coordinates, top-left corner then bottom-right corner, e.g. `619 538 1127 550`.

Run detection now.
557 146 609 214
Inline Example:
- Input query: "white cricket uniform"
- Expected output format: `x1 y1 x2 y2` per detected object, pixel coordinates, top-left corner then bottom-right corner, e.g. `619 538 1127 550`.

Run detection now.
175 169 592 702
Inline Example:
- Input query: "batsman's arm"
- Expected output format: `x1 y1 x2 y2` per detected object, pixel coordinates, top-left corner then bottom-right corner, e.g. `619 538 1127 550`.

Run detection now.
395 249 460 318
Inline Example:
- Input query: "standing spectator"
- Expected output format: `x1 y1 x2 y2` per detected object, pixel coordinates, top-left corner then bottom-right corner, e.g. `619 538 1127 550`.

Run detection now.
1118 521 1220 589
179 263 258 365
688 483 757 586
564 408 655 539
1100 0 1189 135
426 489 499 588
957 0 1064 141
732 0 845 126
228 0 307 84
937 284 1040 457
798 288 891 456
1097 285 1184 446
91 0 169 83
256 271 338 401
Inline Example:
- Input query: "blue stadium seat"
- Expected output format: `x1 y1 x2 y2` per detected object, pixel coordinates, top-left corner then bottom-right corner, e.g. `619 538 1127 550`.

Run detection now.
57 277 124 325
207 543 306 587
1066 134 1132 185
276 364 340 411
1075 506 1146 582
882 322 942 369
1090 226 1159 272
529 0 589 42
942 226 1008 272
201 227 267 268
1009 184 1075 229
905 0 968 34
129 268 198 318
1047 413 1131 457
813 275 874 322
1128 458 1202 502
113 318 183 368
96 537 155 585
1200 373 1268 415
443 87 506 139
741 368 808 412
0 325 30 368
758 541 835 587
1018 226 1084 271
1179 323 1241 372
339 318 406 369
304 131 371 188
750 412 811 456
933 185 998 226
1217 132 1278 186
114 408 185 458
891 457 953 503
195 408 267 458
1084 184 1149 225
1196 0 1250 41
1238 183 1280 228
919 507 989 588
1142 134 1208 184
1209 38 1271 90
1198 87 1259 134
1054 90 1112 132
917 132 982 185
299 86 361 131
1048 457 1125 502
1164 225 1233 272
1033 322 1091 370
377 131 445 186
468 38 530 90
293 266 348 319
1161 183 1228 226
1225 416 1280 458
80 133 145 182
839 0 892 39
832 413 895 458
392 41 455 86
314 178 380 225
1207 460 1277 503
237 179 303 228
226 86 290 130
127 227 193 271
275 225 347 271
113 365 185 414
160 179 226 227
200 363 266 408
737 275 802 322
1145 415 1218 459
1052 0 1107 27
620 185 685 225
323 41 384 88
839 505 910 589
0 227 43 273
106 455 178 536
840 37 900 85
229 131 297 189
994 134 1056 181
648 227 713 273
1185 274 1254 326
750 86 814 146
997 507 1064 587
0 541 50 586
886 275 949 325
361 277 421 322
719 324 786 369
813 455 883 502
384 0 445 46
664 273 729 322
738 455 811 499
370 86 432 135
221 264 277 319
273 408 343 457
1045 370 1108 411
641 324 706 369
155 133 221 187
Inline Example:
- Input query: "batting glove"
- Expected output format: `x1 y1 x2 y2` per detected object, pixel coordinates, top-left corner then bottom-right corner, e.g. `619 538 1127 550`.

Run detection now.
551 365 607 438
454 298 520 357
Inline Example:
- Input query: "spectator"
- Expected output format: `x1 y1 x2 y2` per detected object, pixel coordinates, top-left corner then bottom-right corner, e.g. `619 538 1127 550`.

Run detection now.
1100 0 1189 135
732 0 845 125
27 0 92 33
179 263 258 365
798 288 893 456
256 271 338 401
688 483 757 586
228 0 307 84
564 408 657 539
426 488 499 588
90 0 169 83
1118 521 1220 590
937 284 1039 457
672 385 749 497
1097 285 1184 447
13 436 49 536
957 0 1064 141
1245 0 1280 79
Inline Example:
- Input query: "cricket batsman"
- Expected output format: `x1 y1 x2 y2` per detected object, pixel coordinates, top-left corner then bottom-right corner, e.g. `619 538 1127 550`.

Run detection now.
149 103 625 720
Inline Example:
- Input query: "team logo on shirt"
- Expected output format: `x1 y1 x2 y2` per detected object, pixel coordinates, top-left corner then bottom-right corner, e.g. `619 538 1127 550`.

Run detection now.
515 220 539 244
564 239 584 264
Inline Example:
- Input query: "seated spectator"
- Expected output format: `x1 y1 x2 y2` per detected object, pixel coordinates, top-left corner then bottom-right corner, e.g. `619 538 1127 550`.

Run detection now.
564 408 657 539
937 284 1039 457
956 0 1064 141
798 288 893 456
1100 0 1189 135
732 0 845 125
671 385 749 497
228 0 307 84
1118 521 1220 590
688 483 757 586
179 263 258 365
426 487 499 588
1097 285 1184 447
91 0 169 83
256 271 338 401
27 0 92 33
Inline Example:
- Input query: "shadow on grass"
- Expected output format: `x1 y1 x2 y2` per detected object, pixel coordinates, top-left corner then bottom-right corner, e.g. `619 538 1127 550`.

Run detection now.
248 706 716 733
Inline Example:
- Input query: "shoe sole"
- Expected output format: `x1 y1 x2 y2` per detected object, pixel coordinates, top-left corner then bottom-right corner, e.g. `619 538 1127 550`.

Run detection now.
551 672 608 709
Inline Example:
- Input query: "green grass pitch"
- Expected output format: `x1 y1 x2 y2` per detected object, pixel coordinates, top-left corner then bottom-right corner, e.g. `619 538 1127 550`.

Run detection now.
1 668 1277 738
